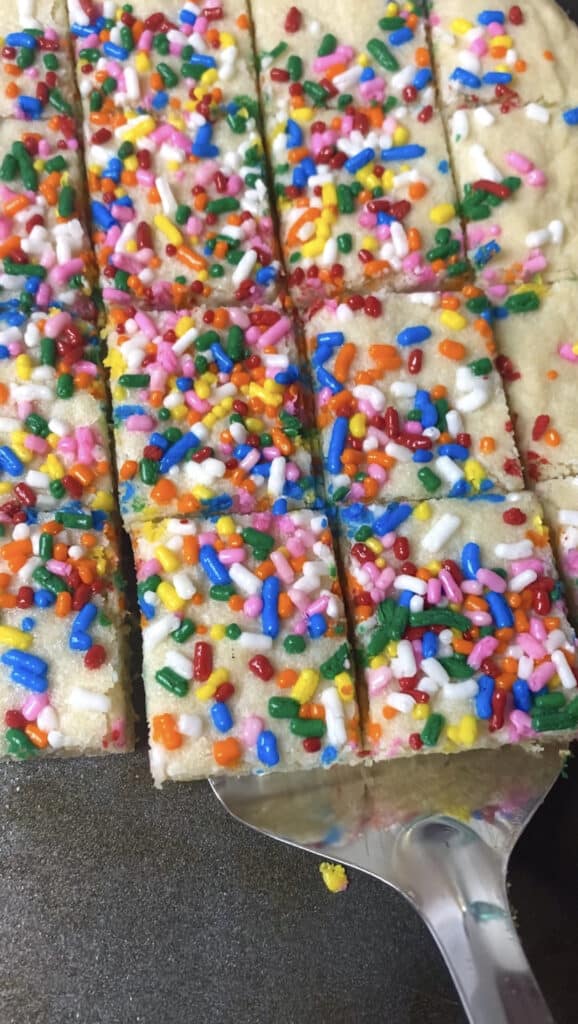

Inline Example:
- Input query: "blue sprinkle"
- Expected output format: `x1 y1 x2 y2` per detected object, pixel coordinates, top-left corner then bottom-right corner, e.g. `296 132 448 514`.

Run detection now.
70 22 94 36
449 479 470 498
256 266 277 286
482 71 512 85
148 433 170 453
285 119 303 148
8 668 48 693
450 67 482 88
20 617 36 632
188 53 216 68
413 450 433 463
159 431 200 473
210 702 233 733
377 211 394 225
257 729 280 767
6 32 37 47
151 91 169 110
192 122 218 158
272 497 288 515
102 42 129 60
0 446 24 476
24 277 41 295
90 200 117 231
275 366 299 385
396 325 432 347
513 678 532 712
17 97 43 117
344 147 375 173
474 240 501 268
438 159 450 174
373 501 412 535
73 602 97 634
413 67 432 90
199 545 231 586
179 8 197 25
1 650 48 676
316 367 343 394
389 27 413 45
327 417 349 474
475 674 495 719
308 613 327 638
477 9 505 23
360 67 375 82
421 631 438 659
176 376 194 392
563 107 578 125
0 346 9 360
210 342 234 374
317 331 344 348
262 576 280 639
438 443 469 460
69 631 91 651
398 590 413 608
486 591 514 629
381 144 426 162
461 542 481 579
321 745 338 766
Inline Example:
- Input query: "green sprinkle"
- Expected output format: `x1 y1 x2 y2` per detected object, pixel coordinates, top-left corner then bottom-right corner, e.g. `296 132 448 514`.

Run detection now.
468 357 493 376
317 33 337 57
6 728 36 760
290 718 326 738
366 625 392 659
49 479 65 499
417 466 442 493
139 459 159 485
155 667 189 697
205 197 240 215
32 566 68 594
367 38 399 72
421 713 445 747
24 413 49 437
225 623 242 640
320 644 350 680
209 584 235 601
56 374 73 399
44 155 67 173
534 692 566 710
287 55 302 81
437 656 475 679
38 532 53 562
284 634 306 655
268 696 300 719
241 527 275 555
171 619 195 644
505 291 540 314
337 184 354 214
119 374 151 388
409 608 471 631
379 16 406 29
175 203 191 226
337 233 352 254
49 89 73 115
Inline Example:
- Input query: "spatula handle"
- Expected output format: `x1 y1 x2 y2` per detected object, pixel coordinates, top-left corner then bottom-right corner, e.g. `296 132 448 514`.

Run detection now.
393 816 555 1024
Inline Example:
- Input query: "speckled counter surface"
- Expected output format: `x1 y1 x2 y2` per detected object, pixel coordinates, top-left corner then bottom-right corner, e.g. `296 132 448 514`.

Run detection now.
1 748 577 1024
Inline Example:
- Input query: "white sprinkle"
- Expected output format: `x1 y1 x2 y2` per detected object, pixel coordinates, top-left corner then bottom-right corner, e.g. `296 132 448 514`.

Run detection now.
526 103 550 124
559 509 578 527
165 650 194 680
229 563 261 597
37 706 59 733
385 692 415 713
268 455 286 498
178 714 203 739
393 574 427 596
434 455 465 485
320 687 347 747
232 248 258 287
526 227 551 248
456 387 490 413
509 569 538 593
517 654 534 680
238 632 273 651
143 613 181 654
473 106 495 127
495 540 533 559
385 441 413 463
68 688 111 713
172 570 196 600
469 143 501 182
545 630 568 653
422 513 461 554
442 680 479 700
548 219 564 245
551 650 577 689
421 658 450 687
451 109 469 143
393 639 417 677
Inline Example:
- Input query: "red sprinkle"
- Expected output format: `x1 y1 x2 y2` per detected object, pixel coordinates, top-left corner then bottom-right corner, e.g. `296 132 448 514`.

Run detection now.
84 644 107 670
532 414 550 441
284 6 302 32
471 179 511 199
193 641 212 682
503 508 527 525
248 655 274 681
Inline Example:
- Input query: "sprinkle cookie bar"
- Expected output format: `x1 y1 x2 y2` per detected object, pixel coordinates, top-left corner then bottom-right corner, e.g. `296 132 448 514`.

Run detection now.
536 477 578 627
340 493 578 760
0 0 77 120
0 305 114 517
306 288 520 504
0 512 132 759
106 302 317 522
131 510 359 783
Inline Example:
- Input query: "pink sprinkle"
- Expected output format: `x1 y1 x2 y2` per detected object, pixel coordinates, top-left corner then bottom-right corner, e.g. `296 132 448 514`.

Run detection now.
529 660 556 691
529 616 547 642
257 315 292 349
126 414 156 431
511 557 545 575
439 569 462 603
240 715 264 747
477 567 506 592
45 559 71 578
517 633 545 660
558 343 578 363
506 151 533 174
270 550 294 584
526 169 547 187
312 46 354 72
243 596 262 618
24 435 48 454
218 548 245 565
366 666 392 697
427 577 442 604
45 311 71 338
467 635 498 670
465 610 493 627
50 258 83 284
21 693 48 721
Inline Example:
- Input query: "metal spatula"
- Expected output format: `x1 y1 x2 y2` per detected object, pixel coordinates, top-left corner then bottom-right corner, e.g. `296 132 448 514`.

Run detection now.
211 745 566 1024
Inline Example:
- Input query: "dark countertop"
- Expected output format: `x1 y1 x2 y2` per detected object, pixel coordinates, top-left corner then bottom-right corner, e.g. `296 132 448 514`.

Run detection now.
1 748 577 1024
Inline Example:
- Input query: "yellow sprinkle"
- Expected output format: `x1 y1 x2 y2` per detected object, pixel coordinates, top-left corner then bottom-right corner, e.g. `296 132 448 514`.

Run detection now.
201 67 218 85
392 124 409 145
386 640 398 658
0 482 11 495
117 114 155 142
197 668 228 701
245 417 264 432
216 516 236 538
412 703 429 720
153 215 183 246
92 490 114 512
171 405 188 421
319 862 348 893
192 485 213 501
301 238 325 258
220 31 234 47
360 236 378 253
43 453 63 479
427 559 442 575
176 316 195 337
429 203 456 225
490 34 513 47
15 354 31 381
464 458 485 488
440 309 467 331
125 239 137 253
335 671 355 702
369 655 386 669
292 106 314 123
365 537 382 555
364 173 379 191
413 501 431 521
450 17 474 34
322 183 337 207
156 581 185 612
447 714 478 747
155 545 180 573
134 51 150 73
209 624 226 642
124 155 138 172
357 53 369 67
0 626 32 651
291 669 320 704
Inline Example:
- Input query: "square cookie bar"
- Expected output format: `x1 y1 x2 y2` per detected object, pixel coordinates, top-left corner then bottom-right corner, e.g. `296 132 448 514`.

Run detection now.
0 117 95 309
69 0 256 120
448 103 578 287
271 103 465 301
306 288 521 504
429 0 578 109
0 305 114 517
106 303 317 522
536 477 578 627
0 511 132 759
493 281 578 481
85 108 280 308
0 0 77 119
340 493 578 760
253 0 431 114
131 510 360 783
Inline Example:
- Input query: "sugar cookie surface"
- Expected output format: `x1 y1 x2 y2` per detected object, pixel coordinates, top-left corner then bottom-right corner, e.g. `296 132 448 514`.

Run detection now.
536 477 578 628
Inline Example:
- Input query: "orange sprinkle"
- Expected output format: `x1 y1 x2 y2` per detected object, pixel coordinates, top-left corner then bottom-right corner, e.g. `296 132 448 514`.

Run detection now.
213 737 242 767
